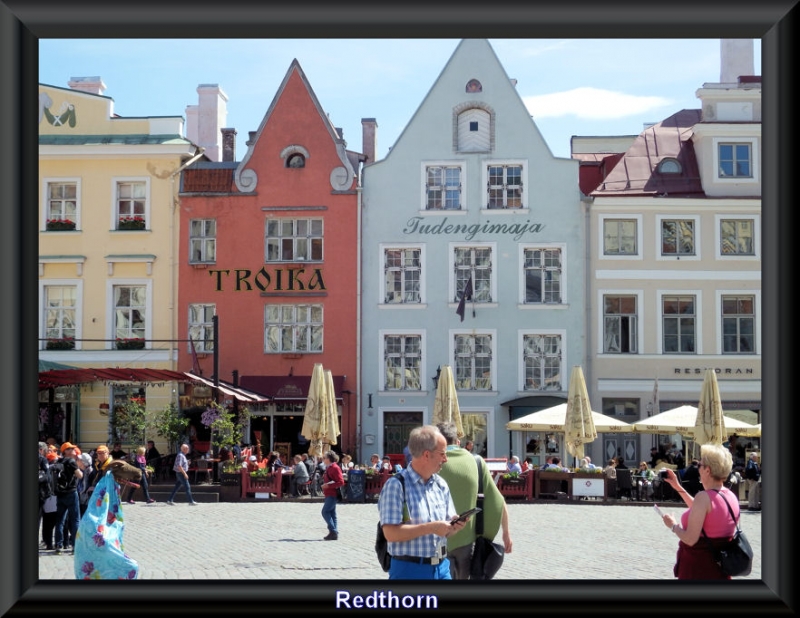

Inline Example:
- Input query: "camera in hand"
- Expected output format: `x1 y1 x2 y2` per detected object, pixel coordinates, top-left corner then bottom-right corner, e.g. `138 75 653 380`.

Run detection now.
659 469 669 479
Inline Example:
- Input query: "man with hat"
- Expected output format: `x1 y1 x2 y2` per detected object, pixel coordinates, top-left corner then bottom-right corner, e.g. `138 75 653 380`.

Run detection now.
53 442 83 555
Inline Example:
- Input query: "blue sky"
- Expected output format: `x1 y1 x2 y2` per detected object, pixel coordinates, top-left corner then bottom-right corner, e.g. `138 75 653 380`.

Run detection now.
38 38 760 161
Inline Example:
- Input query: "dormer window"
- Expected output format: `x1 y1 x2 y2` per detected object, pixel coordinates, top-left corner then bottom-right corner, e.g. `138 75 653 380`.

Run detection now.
280 144 310 169
287 154 305 168
657 158 681 174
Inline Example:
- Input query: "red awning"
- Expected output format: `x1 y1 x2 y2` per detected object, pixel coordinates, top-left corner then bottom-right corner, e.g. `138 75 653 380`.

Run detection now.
240 375 345 401
39 367 197 390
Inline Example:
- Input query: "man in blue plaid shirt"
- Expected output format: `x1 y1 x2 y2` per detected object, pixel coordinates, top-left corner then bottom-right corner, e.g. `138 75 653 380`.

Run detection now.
378 425 468 579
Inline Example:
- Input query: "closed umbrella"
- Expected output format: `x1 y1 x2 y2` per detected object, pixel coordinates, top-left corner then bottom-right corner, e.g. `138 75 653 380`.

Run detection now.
694 369 726 447
301 363 327 457
323 369 340 451
564 366 597 464
432 365 464 438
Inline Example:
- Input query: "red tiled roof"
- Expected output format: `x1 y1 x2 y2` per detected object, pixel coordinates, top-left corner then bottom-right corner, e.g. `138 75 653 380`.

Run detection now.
590 109 704 198
182 168 236 193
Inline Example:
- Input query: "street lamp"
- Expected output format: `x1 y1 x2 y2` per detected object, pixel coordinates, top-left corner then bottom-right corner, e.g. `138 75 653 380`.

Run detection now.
431 365 441 390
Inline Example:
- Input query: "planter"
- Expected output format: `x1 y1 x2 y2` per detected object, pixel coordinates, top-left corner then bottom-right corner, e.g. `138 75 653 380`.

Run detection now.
117 218 146 230
46 338 75 350
116 338 145 350
219 471 242 502
46 220 76 231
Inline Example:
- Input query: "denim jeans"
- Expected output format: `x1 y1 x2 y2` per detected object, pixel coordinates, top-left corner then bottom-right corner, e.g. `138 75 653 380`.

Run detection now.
54 491 80 548
168 474 194 502
321 496 338 533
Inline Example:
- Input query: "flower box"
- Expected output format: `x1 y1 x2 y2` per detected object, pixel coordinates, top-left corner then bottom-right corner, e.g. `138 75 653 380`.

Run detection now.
46 338 75 350
46 219 76 231
117 217 146 230
116 338 145 350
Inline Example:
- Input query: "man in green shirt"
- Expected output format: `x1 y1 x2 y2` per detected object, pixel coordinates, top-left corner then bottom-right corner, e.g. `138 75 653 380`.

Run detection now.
436 422 513 579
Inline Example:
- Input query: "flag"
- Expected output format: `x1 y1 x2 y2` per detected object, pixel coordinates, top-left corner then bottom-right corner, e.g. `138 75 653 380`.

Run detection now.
456 275 473 322
190 337 203 375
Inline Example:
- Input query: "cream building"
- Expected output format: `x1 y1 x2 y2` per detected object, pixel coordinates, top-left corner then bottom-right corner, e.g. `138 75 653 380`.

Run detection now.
38 76 204 449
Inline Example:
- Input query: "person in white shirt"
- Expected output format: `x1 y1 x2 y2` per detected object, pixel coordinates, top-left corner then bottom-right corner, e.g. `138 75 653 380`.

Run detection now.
506 456 522 474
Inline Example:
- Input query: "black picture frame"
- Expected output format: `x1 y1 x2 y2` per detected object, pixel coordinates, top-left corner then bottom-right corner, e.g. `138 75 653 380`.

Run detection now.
3 2 794 615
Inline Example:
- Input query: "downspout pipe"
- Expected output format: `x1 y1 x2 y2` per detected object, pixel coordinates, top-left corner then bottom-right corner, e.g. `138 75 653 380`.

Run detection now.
355 160 364 462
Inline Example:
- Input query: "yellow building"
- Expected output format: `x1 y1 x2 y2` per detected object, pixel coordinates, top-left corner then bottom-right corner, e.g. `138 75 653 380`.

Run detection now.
38 77 203 449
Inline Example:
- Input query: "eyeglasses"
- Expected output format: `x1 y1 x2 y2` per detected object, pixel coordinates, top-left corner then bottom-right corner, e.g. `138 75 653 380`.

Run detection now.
427 450 447 457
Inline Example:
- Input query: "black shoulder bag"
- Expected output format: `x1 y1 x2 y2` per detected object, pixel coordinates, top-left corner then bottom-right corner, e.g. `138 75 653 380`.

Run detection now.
375 472 405 572
703 488 753 577
469 455 505 580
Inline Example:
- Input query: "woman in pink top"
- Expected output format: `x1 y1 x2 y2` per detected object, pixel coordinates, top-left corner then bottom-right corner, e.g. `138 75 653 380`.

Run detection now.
659 444 739 579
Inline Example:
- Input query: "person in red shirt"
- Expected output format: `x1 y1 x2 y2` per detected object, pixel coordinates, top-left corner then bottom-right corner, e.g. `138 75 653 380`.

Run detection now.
320 451 345 540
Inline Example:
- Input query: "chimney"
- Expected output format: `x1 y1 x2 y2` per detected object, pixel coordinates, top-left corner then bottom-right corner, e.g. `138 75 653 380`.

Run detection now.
720 40 754 84
221 128 236 162
361 118 378 164
185 84 228 162
67 76 106 96
246 131 257 146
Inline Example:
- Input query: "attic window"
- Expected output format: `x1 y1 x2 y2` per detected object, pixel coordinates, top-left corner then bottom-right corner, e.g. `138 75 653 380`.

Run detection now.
466 79 482 93
658 158 681 174
287 154 305 168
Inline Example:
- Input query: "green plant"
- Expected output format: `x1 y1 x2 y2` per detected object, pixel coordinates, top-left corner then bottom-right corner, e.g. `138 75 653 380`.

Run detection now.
111 396 147 446
118 216 146 230
222 461 241 475
250 468 272 479
203 401 244 451
502 471 521 480
46 337 75 350
152 402 189 454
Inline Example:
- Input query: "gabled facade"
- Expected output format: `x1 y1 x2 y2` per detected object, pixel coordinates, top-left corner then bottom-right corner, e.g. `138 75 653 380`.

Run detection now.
579 40 761 467
177 61 362 458
360 39 585 464
38 77 202 447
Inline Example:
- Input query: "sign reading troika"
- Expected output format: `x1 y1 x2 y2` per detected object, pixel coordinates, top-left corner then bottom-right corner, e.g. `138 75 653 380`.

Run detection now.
208 268 325 292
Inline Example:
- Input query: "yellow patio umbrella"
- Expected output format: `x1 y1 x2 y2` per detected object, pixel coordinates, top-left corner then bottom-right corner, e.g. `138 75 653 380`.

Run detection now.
301 363 328 457
432 365 464 439
564 365 597 464
694 368 726 448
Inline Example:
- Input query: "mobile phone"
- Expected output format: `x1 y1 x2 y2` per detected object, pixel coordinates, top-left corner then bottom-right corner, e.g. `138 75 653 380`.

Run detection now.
653 504 665 517
451 507 482 524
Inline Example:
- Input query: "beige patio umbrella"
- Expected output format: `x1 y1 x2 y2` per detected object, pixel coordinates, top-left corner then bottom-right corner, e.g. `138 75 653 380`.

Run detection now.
323 368 340 450
432 365 464 439
564 366 597 464
694 368 726 448
507 403 633 433
631 405 759 438
301 363 329 457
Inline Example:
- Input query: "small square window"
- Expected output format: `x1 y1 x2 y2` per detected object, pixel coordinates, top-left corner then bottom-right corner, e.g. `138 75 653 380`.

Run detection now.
469 122 478 132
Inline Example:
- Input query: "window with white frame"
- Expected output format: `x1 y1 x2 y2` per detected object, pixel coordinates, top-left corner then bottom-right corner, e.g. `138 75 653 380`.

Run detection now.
425 165 463 210
383 334 422 390
603 219 637 255
189 219 217 263
264 304 322 353
454 246 492 302
43 285 77 348
522 334 562 391
486 164 523 209
454 333 492 390
603 295 638 354
722 295 755 354
188 304 216 353
265 218 323 262
662 295 696 354
720 218 755 255
45 181 78 228
523 247 562 304
384 247 422 304
115 180 147 229
661 219 695 256
113 285 146 341
718 143 752 178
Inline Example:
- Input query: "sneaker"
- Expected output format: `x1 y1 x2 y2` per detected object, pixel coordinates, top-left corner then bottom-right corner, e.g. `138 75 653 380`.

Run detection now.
146 499 156 504
126 500 135 505
166 500 175 505
189 501 199 506
54 547 63 555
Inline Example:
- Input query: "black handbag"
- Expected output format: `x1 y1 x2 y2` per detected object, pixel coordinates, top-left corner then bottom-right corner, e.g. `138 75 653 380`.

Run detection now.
469 456 505 580
375 473 405 572
704 489 753 577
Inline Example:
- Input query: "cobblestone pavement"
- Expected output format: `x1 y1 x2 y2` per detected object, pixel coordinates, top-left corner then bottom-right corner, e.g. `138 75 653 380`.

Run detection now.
38 499 762 581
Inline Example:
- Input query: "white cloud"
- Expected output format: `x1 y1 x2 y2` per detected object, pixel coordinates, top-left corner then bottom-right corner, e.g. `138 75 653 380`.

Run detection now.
522 87 673 120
